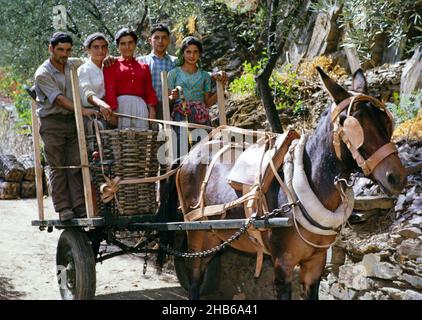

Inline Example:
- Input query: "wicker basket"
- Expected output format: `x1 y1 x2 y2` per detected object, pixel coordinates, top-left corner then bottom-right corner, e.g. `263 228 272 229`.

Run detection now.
17 154 36 181
0 179 20 199
88 129 162 216
0 155 25 182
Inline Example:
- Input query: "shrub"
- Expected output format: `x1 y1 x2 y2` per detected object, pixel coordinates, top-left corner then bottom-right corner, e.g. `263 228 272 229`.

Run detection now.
386 91 422 125
0 68 32 131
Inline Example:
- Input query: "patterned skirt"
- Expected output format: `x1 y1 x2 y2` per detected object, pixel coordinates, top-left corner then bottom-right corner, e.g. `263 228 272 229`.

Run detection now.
171 101 210 125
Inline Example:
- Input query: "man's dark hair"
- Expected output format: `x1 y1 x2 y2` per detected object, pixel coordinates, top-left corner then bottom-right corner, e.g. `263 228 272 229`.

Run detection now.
150 23 170 36
114 28 138 45
49 32 73 47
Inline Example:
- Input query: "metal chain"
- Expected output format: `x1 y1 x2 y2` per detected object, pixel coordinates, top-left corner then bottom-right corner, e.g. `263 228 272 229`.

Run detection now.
143 242 148 275
261 201 298 219
143 255 148 275
160 215 256 259
159 201 296 259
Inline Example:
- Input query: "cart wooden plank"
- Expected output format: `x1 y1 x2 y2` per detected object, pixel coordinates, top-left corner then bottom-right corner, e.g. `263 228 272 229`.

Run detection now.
161 71 174 164
31 216 291 230
70 67 95 218
216 81 226 126
30 100 45 220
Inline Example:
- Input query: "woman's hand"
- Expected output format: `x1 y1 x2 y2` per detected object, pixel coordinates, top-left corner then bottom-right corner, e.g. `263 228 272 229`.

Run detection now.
87 95 113 121
103 55 117 68
211 70 228 86
98 102 113 121
82 108 98 118
169 88 180 101
148 107 157 120
148 106 158 130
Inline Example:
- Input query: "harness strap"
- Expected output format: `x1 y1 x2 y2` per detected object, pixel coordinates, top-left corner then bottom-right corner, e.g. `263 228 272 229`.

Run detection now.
332 94 395 176
242 184 268 278
184 185 261 221
331 97 353 122
297 201 339 231
365 142 398 173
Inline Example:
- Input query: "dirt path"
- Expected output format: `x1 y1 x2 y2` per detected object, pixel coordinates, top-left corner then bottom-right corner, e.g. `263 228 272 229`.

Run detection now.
0 198 186 300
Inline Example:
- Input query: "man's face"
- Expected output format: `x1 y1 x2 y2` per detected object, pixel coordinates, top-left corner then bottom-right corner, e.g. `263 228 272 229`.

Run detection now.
87 39 109 63
49 42 72 65
150 31 170 55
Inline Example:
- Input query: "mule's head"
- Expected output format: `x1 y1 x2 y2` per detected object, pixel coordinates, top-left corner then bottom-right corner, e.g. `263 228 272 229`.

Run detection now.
317 67 407 195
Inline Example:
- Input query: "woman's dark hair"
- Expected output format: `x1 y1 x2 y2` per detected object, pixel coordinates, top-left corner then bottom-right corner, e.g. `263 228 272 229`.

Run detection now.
181 36 202 53
83 32 109 49
176 36 203 66
49 32 73 48
114 28 138 45
150 23 170 36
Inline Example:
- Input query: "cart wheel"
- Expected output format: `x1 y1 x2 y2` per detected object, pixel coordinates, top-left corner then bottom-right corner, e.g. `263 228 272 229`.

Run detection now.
56 229 96 300
174 234 220 296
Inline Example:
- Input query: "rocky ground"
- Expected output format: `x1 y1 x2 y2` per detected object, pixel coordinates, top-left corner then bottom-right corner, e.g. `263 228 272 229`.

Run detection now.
320 139 422 300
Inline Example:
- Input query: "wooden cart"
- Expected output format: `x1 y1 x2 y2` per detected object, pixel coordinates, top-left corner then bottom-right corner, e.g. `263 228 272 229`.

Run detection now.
29 69 292 300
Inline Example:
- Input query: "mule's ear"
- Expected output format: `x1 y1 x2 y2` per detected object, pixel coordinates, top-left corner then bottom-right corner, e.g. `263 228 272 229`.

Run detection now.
316 66 350 104
352 68 368 93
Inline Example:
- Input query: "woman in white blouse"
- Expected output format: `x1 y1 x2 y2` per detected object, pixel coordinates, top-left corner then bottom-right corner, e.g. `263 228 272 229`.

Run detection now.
78 32 115 126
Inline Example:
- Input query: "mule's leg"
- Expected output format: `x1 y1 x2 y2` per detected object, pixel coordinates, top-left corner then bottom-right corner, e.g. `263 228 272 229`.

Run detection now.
186 230 205 300
299 250 326 300
186 230 221 300
273 256 295 300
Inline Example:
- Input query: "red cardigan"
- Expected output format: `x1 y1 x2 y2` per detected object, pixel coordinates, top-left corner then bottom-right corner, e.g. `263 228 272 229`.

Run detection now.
103 57 158 110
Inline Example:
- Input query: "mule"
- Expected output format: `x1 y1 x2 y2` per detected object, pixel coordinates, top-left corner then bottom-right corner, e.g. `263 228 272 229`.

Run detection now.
160 67 407 300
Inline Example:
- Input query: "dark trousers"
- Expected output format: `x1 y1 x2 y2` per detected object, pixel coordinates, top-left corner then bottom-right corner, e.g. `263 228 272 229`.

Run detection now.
39 114 85 212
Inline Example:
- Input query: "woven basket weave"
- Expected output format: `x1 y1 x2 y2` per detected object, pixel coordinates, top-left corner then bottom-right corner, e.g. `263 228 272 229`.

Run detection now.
89 129 162 216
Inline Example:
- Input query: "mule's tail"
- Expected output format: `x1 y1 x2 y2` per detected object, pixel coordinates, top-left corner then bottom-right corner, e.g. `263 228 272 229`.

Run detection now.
156 162 182 269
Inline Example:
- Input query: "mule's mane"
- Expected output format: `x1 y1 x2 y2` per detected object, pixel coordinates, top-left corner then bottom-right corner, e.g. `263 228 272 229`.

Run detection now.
305 106 341 177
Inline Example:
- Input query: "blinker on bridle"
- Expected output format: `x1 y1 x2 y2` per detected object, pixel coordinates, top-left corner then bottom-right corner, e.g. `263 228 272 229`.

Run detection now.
331 94 397 176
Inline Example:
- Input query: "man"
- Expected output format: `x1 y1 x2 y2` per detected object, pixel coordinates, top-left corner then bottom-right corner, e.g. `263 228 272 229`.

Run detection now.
34 32 96 221
138 23 228 118
138 23 177 120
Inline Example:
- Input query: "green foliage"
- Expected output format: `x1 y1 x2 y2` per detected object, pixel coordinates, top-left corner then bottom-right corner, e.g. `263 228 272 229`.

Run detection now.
229 60 265 95
229 60 307 116
312 0 422 62
0 0 201 80
0 68 32 129
271 64 305 115
386 91 422 125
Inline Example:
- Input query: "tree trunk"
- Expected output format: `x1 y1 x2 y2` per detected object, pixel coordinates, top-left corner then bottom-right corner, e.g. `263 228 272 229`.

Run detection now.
256 70 283 133
255 0 307 134
256 0 283 133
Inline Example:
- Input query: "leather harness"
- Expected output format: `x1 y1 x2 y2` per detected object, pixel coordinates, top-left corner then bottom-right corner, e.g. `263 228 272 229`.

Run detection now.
331 94 397 176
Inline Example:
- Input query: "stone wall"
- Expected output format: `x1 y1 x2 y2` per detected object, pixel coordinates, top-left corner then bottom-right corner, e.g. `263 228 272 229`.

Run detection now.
321 140 422 300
